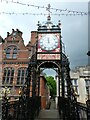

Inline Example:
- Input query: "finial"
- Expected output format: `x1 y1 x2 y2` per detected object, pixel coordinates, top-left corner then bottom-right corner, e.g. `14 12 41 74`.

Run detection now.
58 20 61 27
37 21 40 26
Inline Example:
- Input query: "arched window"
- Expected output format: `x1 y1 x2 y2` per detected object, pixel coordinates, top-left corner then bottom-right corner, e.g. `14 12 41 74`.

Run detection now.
17 68 27 84
6 46 17 59
6 48 11 58
2 67 14 84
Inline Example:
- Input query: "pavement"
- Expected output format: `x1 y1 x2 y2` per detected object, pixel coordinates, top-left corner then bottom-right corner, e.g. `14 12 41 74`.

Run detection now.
35 109 60 119
35 99 61 120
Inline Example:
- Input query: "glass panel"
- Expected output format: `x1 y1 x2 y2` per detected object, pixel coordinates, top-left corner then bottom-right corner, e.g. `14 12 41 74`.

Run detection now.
6 54 10 58
17 77 20 84
12 48 17 58
7 70 10 77
6 77 9 84
6 48 11 58
2 77 5 84
13 48 17 53
17 69 21 84
21 77 24 84
10 77 13 84
85 80 90 85
74 80 77 85
22 70 24 76
6 48 11 53
4 70 6 76
12 54 17 58
11 70 14 76
18 70 21 76
17 68 27 84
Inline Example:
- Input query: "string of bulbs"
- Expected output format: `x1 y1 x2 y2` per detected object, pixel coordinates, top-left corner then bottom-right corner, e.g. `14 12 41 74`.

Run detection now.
0 12 88 16
0 0 89 16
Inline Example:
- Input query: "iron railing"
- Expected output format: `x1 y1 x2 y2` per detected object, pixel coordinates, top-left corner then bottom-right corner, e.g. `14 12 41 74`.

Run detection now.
58 97 90 120
2 96 41 120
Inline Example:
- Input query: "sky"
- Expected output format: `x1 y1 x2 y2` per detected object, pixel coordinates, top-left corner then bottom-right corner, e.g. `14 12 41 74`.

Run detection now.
0 0 89 77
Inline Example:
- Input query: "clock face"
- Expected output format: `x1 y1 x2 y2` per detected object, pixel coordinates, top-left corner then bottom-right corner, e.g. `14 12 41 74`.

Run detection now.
39 34 58 51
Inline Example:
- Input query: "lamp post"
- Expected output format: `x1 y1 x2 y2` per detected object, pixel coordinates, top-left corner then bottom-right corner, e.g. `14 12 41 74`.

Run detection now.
55 75 59 109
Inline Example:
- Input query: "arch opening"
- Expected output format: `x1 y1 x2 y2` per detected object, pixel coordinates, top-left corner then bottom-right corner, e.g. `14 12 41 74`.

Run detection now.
37 61 60 109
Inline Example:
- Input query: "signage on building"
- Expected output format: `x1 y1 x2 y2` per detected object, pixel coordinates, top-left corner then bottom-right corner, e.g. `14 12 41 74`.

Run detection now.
37 54 60 60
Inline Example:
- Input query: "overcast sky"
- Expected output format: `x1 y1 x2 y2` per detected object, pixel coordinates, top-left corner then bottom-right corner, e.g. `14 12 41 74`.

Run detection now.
0 0 89 76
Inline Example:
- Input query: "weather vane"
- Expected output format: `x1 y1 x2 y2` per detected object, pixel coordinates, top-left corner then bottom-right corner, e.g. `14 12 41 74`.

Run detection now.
46 4 52 21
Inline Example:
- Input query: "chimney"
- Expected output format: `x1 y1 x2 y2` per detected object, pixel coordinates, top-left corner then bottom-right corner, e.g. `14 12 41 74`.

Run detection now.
12 29 14 33
31 31 37 46
16 28 23 37
7 32 10 37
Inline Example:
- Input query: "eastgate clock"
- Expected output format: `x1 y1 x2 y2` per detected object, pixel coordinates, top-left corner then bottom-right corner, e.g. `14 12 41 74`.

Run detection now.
39 34 58 51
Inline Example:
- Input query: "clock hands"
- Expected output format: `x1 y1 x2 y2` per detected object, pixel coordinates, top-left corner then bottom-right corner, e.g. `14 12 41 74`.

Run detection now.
47 38 50 43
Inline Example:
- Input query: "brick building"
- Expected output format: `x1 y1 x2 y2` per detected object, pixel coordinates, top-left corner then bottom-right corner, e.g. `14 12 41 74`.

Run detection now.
0 29 49 109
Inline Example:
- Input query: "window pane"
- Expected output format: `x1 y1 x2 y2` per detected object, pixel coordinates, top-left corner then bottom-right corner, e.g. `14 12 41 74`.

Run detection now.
6 48 11 58
6 48 11 53
17 68 27 85
4 70 6 76
6 76 9 83
85 80 90 85
11 70 14 76
6 46 17 59
12 54 17 58
13 48 17 53
18 70 21 76
6 54 10 58
17 77 20 84
74 80 77 85
21 77 24 84
2 77 5 84
13 48 17 58
22 70 24 76
10 77 14 84
3 68 14 84
7 70 10 77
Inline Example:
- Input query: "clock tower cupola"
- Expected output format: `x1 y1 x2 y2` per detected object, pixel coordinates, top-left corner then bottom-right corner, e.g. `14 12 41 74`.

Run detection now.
37 4 61 60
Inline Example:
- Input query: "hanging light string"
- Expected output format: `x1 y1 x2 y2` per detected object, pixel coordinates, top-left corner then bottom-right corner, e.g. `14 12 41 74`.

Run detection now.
0 0 88 16
0 12 88 16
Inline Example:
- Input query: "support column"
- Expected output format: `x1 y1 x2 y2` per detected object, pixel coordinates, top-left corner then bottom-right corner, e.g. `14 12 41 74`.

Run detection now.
55 74 60 109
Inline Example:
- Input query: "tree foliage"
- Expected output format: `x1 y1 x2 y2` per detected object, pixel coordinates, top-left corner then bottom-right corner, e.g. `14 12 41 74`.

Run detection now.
45 76 56 97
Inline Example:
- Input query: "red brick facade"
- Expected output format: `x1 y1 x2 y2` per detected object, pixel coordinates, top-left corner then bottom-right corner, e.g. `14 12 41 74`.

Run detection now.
0 29 49 109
